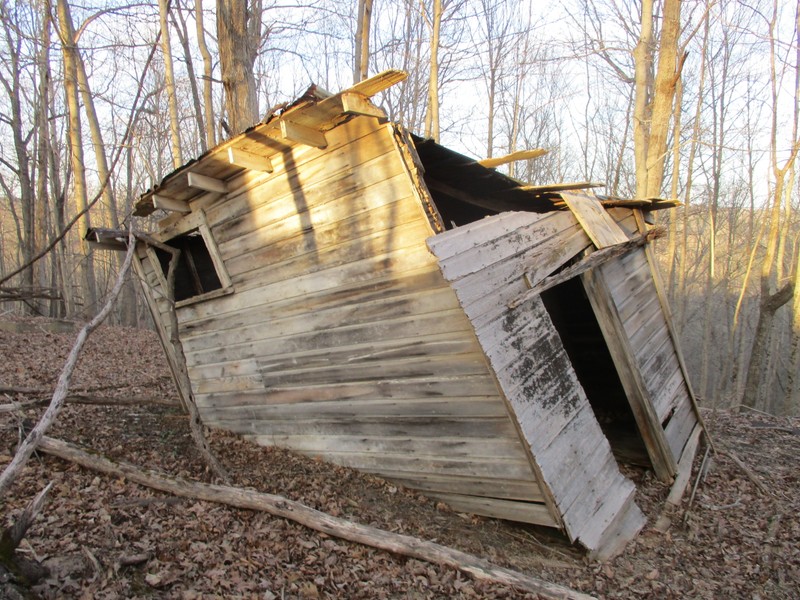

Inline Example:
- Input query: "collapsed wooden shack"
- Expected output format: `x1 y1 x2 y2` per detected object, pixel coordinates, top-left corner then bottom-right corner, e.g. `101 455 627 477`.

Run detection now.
89 70 703 558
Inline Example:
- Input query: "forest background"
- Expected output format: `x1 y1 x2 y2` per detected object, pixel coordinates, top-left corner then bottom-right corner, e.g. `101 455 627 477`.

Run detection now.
0 0 798 418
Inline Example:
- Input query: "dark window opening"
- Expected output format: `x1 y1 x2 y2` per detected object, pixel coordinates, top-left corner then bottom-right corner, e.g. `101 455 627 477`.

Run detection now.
540 276 651 468
155 229 222 302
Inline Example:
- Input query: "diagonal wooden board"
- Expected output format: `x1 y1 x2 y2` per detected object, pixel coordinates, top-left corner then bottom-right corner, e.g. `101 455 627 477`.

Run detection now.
561 192 629 248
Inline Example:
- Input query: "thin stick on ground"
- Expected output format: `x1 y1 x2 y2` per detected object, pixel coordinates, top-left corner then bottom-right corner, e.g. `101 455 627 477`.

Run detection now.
37 435 595 600
0 234 137 499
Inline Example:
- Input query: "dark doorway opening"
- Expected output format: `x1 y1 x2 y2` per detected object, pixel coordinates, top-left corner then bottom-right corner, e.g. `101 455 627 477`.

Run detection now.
540 275 651 467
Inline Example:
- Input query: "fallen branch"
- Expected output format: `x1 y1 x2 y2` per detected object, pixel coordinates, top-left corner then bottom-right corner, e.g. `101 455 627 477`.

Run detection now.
0 234 137 499
37 436 594 600
0 482 53 562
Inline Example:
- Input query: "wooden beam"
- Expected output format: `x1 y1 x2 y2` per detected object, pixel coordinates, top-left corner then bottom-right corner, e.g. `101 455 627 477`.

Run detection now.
341 92 386 118
349 69 408 98
518 182 604 193
509 229 662 309
153 194 190 213
478 149 548 169
227 147 274 173
280 119 327 148
561 192 629 248
187 172 227 194
581 268 678 481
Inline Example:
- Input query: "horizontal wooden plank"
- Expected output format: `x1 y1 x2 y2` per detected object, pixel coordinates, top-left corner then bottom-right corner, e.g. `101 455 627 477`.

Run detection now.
223 218 435 299
374 470 543 502
428 493 557 527
212 415 521 440
209 127 401 240
250 433 527 461
180 266 447 338
198 395 510 422
185 308 474 367
177 242 441 325
446 226 590 331
261 352 489 389
433 211 579 281
310 451 535 480
194 374 500 408
191 332 481 395
220 179 423 274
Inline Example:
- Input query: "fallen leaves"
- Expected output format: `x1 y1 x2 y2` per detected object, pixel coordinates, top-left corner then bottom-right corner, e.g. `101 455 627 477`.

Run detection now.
0 317 799 598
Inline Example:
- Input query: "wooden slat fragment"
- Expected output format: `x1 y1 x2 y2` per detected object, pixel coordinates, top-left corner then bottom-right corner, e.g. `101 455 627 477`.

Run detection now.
665 424 702 506
341 92 386 118
187 172 227 194
153 194 190 214
561 192 628 248
280 119 328 148
510 228 662 309
349 69 408 97
478 148 548 168
518 182 604 193
227 147 274 173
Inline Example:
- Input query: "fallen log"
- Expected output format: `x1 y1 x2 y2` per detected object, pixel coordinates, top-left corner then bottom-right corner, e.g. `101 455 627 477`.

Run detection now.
37 436 594 600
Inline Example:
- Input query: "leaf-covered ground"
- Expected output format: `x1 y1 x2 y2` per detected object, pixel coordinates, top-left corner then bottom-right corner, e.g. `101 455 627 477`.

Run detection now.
0 317 798 598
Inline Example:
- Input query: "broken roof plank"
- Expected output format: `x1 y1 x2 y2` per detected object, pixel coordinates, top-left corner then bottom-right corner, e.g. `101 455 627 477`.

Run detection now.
349 69 408 97
561 192 629 248
478 149 548 169
518 182 604 194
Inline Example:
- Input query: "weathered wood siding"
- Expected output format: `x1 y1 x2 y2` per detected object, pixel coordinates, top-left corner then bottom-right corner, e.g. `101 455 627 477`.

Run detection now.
428 210 645 553
604 208 700 462
149 117 552 526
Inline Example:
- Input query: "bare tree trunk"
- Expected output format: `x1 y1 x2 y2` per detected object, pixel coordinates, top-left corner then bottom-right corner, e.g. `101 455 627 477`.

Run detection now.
172 0 206 152
633 0 683 199
742 1 799 409
217 0 261 134
425 0 442 142
0 9 36 312
632 0 654 199
666 73 683 300
353 0 373 83
158 0 183 168
787 242 800 415
643 0 682 198
195 0 216 149
56 0 97 314
34 0 55 316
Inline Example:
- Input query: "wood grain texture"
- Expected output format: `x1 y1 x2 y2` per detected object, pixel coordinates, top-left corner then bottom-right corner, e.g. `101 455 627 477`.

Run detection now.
429 210 643 554
137 115 550 526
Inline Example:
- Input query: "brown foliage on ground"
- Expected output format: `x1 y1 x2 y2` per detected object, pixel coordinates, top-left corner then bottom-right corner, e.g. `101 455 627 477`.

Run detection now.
0 317 798 598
